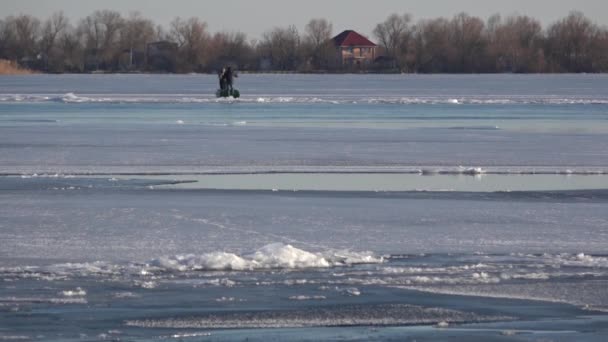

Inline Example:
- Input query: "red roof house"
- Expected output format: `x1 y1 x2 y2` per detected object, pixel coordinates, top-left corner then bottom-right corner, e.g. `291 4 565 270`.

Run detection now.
332 30 378 67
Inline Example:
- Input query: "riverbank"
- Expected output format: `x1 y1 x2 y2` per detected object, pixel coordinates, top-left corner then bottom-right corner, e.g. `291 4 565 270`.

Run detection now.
2 68 606 75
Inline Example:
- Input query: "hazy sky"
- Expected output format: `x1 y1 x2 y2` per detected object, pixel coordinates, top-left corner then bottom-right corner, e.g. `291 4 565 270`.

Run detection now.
2 0 607 39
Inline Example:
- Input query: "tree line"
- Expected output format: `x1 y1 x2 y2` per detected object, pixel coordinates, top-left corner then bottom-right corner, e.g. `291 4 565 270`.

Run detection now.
0 10 607 73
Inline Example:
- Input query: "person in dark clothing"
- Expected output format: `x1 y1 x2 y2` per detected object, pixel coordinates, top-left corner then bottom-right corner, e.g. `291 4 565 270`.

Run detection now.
225 66 235 91
217 66 239 96
218 67 227 90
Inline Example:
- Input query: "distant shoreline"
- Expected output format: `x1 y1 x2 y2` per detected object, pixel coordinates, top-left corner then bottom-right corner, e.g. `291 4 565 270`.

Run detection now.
2 70 607 76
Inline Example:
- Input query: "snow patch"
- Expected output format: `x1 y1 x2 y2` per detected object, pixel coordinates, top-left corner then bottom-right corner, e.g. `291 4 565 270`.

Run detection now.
148 243 383 272
61 287 86 297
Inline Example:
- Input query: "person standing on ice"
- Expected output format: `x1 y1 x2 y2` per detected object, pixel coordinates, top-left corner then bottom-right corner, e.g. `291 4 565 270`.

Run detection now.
218 67 227 91
216 66 240 98
224 66 237 92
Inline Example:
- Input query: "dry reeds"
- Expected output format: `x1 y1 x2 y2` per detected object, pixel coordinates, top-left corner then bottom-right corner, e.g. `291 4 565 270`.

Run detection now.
0 59 34 75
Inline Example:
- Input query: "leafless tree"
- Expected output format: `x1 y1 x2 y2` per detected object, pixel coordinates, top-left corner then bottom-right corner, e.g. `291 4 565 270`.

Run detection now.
41 12 68 54
305 19 333 49
40 12 69 71
170 17 210 72
0 18 10 58
486 15 545 72
546 11 598 72
98 10 123 52
118 12 156 69
56 25 84 72
411 18 452 73
303 18 334 69
78 10 124 70
259 25 301 70
449 13 486 72
0 15 41 60
373 13 413 71
121 12 156 50
589 27 608 72
208 31 254 70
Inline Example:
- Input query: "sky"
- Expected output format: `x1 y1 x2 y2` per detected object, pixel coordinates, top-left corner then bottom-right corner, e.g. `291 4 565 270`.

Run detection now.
2 0 607 39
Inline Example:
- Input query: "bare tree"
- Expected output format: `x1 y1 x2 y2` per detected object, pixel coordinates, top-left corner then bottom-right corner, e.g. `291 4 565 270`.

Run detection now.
98 10 123 68
0 18 10 59
78 16 100 52
303 18 334 69
119 12 156 69
259 25 301 70
449 13 486 72
486 15 544 72
121 12 156 49
546 11 598 72
373 13 413 71
208 31 253 70
57 25 84 72
0 15 41 61
411 18 452 73
589 27 608 72
78 10 124 70
170 17 210 72
305 19 333 49
41 12 68 54
40 12 69 71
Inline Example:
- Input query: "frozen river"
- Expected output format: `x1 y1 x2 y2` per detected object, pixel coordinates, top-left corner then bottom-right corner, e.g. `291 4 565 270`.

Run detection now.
1 74 608 341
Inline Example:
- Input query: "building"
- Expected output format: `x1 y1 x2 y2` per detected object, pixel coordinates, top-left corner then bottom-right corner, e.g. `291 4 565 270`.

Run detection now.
146 41 178 72
118 49 146 71
332 30 378 67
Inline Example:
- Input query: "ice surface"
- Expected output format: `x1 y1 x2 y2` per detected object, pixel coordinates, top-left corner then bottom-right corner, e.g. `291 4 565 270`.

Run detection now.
2 74 608 340
0 296 87 305
4 92 608 105
125 304 512 329
2 116 608 175
403 280 608 313
2 187 608 265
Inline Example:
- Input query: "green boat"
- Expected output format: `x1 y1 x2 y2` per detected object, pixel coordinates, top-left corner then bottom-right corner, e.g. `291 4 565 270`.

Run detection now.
216 88 240 98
